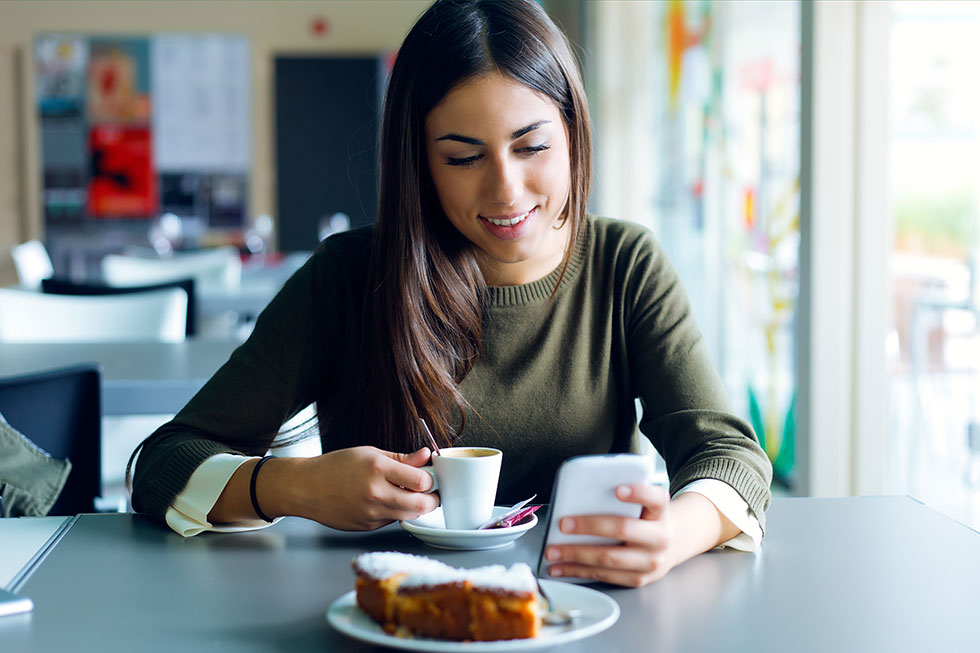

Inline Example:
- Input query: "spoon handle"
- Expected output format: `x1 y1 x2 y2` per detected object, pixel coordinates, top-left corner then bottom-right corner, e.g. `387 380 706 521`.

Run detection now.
418 418 441 455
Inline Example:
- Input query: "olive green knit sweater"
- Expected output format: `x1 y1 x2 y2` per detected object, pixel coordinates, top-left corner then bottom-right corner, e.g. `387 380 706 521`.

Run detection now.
132 216 772 528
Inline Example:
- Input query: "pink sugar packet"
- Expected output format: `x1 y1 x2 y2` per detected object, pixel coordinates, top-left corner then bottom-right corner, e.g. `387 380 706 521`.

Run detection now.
481 504 541 530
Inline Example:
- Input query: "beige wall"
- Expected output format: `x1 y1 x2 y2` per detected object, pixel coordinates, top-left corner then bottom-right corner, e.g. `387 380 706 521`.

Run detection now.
0 0 430 284
0 41 25 284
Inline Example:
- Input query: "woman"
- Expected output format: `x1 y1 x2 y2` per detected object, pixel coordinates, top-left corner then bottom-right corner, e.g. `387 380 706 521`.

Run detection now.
131 0 772 588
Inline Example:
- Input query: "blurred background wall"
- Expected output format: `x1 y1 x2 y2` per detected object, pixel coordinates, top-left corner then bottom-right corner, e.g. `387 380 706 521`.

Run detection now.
0 0 430 285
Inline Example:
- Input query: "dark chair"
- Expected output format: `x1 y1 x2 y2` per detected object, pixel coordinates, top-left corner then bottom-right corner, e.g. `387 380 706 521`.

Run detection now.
42 277 197 337
0 365 101 515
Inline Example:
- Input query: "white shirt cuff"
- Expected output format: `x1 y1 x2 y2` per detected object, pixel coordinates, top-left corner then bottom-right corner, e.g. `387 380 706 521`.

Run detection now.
164 453 281 537
674 478 763 552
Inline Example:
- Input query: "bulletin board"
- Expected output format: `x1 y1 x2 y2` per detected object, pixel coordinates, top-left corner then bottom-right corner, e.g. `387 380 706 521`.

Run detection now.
34 33 251 228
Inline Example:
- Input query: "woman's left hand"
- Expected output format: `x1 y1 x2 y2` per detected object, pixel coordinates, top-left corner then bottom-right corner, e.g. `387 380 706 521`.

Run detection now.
542 483 676 588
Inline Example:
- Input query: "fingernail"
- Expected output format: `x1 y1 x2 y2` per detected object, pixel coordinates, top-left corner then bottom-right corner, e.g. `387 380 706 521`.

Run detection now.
546 548 561 561
617 485 632 498
560 518 575 532
550 567 563 577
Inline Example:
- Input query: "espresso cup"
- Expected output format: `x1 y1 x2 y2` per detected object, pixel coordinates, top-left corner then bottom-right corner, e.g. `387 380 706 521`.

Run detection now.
421 447 502 530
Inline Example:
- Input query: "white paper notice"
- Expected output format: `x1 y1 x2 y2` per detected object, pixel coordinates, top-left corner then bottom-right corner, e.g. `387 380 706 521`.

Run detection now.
151 34 251 172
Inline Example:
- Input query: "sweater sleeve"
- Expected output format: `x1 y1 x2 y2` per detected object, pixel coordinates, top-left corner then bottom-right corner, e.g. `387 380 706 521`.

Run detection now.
131 236 357 523
623 228 773 531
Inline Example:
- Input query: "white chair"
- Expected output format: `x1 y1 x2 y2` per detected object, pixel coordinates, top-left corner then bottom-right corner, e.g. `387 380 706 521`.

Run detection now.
11 240 54 290
101 247 242 292
0 287 187 343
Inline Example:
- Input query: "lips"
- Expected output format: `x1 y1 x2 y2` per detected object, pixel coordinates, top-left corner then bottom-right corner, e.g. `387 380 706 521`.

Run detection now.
478 207 537 241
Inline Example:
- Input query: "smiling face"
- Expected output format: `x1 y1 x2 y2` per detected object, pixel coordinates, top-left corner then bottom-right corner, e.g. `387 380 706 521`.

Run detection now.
425 72 572 286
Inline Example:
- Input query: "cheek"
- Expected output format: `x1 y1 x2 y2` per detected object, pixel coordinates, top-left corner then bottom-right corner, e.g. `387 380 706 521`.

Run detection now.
435 178 473 218
428 165 462 214
537 152 571 199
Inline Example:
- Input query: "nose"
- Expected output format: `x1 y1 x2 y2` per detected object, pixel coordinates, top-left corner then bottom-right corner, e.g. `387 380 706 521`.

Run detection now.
485 154 522 207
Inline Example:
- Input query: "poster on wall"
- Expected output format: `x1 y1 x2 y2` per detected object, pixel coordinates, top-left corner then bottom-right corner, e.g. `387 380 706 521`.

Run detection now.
35 32 252 230
87 38 151 123
151 34 251 172
86 125 157 217
35 35 88 117
36 35 90 221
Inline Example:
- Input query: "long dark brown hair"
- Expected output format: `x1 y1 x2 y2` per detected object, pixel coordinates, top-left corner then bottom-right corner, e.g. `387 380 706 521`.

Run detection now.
128 0 593 490
357 0 593 452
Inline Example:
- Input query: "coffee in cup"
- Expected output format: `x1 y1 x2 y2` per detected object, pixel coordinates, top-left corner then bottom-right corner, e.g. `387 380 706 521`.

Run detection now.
421 447 502 530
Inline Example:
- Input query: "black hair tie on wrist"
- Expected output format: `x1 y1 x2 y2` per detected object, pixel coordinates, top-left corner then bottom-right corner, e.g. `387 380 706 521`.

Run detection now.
249 455 276 523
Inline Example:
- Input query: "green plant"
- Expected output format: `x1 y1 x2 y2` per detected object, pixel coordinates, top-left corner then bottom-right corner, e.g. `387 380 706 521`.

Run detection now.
894 188 974 259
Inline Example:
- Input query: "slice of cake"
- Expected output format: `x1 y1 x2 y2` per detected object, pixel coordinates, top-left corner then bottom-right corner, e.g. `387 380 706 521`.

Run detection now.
352 551 542 641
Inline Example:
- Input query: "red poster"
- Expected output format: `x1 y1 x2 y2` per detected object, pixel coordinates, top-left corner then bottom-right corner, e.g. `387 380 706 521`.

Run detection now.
87 125 157 217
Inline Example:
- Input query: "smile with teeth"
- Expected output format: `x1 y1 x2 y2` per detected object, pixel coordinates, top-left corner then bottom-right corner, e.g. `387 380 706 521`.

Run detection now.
482 207 535 227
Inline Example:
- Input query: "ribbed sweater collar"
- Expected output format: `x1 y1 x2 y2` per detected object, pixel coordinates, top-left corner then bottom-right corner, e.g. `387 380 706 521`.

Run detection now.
484 216 591 307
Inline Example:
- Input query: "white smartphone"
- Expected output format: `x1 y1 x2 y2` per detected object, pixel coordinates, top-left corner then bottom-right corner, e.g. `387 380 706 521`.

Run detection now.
537 454 656 582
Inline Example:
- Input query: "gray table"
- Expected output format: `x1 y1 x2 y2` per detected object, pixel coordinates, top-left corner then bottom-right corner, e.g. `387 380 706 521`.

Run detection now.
0 340 239 415
2 496 979 652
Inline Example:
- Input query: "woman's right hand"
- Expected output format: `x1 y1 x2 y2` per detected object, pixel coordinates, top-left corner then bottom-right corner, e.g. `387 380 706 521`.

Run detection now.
263 446 440 531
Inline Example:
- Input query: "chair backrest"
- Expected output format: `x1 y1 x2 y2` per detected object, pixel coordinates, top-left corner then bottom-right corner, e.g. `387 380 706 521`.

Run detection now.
11 240 54 290
0 365 101 515
0 287 187 343
42 277 197 337
101 247 242 292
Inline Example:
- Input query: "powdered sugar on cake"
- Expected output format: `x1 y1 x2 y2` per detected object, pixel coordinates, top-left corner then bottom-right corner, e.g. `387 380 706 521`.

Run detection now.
354 552 536 593
354 551 452 580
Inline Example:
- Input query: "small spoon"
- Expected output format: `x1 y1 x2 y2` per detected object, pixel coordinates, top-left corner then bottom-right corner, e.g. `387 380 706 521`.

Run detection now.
536 578 583 627
419 418 440 456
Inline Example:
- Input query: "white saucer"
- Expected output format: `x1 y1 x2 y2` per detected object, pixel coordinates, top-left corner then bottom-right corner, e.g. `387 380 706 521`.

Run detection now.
327 579 619 651
400 506 538 550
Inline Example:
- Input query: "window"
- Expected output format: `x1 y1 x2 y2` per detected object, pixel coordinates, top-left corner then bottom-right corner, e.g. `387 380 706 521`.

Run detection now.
590 0 801 491
887 1 980 527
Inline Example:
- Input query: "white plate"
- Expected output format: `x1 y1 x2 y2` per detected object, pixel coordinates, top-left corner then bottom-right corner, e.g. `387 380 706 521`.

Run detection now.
327 579 620 651
400 506 537 551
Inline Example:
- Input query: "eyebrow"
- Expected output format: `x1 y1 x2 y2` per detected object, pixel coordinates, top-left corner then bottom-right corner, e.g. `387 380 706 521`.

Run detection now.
434 120 551 145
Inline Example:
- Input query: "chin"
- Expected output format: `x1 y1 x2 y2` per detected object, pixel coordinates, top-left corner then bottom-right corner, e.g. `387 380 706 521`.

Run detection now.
484 245 535 266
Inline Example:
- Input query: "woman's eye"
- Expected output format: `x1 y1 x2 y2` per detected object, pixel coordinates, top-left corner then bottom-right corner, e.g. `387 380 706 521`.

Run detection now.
516 144 551 156
446 154 482 167
445 144 549 167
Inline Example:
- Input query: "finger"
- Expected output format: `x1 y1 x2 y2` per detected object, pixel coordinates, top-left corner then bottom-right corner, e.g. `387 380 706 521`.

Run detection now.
380 485 440 521
544 544 669 573
382 457 435 492
558 515 668 548
616 483 670 520
359 477 439 522
547 562 661 588
384 447 432 466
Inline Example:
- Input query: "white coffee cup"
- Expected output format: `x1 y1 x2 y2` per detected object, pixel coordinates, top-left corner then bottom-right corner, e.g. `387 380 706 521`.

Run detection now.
421 447 502 530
